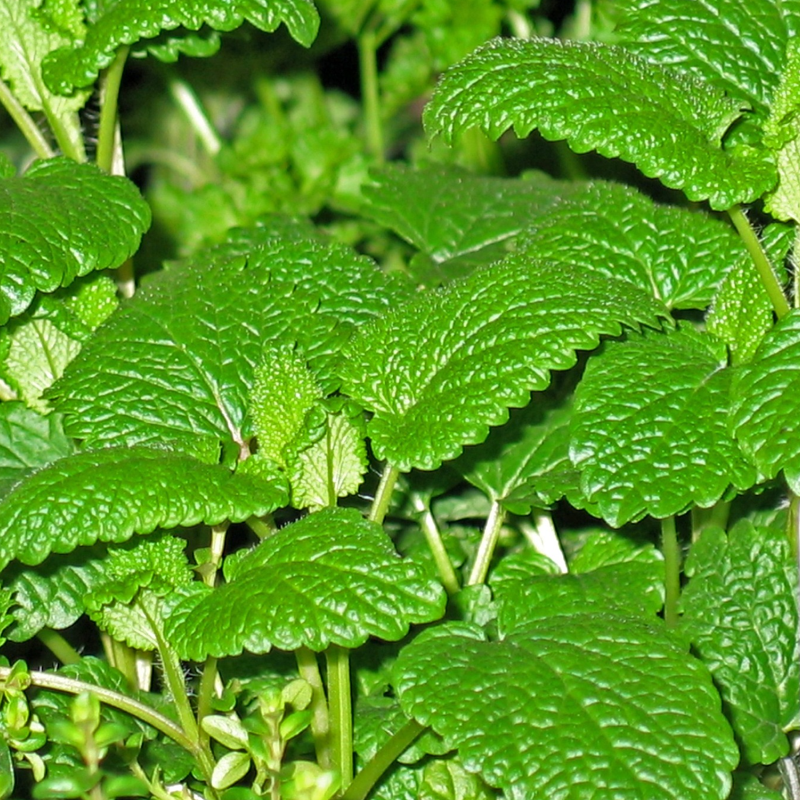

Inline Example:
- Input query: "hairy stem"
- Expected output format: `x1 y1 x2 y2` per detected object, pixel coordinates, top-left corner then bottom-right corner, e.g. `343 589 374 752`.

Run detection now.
728 205 790 319
342 719 425 800
326 644 353 789
296 646 331 768
358 28 384 164
411 493 460 594
247 513 276 540
661 516 681 629
0 76 54 159
196 655 219 749
96 47 129 174
468 500 506 586
37 628 80 665
369 463 400 525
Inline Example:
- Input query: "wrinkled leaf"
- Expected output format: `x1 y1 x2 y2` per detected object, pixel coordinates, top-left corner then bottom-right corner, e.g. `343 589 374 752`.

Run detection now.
424 37 775 209
165 507 446 658
682 521 800 764
341 255 669 472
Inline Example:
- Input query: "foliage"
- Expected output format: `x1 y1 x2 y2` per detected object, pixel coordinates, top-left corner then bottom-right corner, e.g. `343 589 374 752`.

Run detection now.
0 0 798 799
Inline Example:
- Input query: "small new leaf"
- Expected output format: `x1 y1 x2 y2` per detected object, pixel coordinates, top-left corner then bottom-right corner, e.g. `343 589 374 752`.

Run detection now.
424 37 776 209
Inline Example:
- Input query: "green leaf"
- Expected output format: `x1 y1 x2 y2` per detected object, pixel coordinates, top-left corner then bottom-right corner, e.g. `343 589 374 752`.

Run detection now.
453 396 573 514
571 327 756 526
91 588 164 650
42 0 320 94
49 225 399 460
0 159 149 325
517 180 749 310
682 521 800 764
616 0 800 114
730 309 800 492
360 164 571 283
0 445 288 571
394 612 737 800
418 756 494 800
341 255 668 472
0 402 73 498
0 586 14 648
424 37 776 209
729 772 785 800
0 0 87 156
164 507 446 658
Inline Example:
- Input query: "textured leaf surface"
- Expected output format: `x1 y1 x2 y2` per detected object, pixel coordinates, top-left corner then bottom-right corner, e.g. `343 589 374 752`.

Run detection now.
424 37 775 209
0 446 288 571
571 328 755 526
730 309 800 492
164 507 446 658
394 604 737 800
340 256 668 472
50 226 400 459
361 164 571 282
0 402 73 498
42 0 320 94
682 521 800 763
518 180 748 309
0 159 150 324
616 0 800 114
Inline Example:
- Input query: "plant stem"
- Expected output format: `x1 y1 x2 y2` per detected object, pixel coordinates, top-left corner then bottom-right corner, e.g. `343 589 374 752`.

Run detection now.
341 719 425 800
37 628 80 665
0 666 196 755
690 502 730 542
325 644 353 789
296 646 331 768
368 463 400 525
357 28 384 164
104 635 140 687
196 655 219 747
169 77 221 157
0 76 54 159
203 522 229 587
247 514 276 540
728 205 790 319
411 493 460 594
468 501 506 586
96 47 129 174
661 516 681 629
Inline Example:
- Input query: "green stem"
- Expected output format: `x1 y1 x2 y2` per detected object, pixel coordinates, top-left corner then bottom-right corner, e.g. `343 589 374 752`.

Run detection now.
0 666 197 756
247 514 276 540
295 646 331 768
468 501 506 586
37 629 80 665
728 205 790 319
0 76 54 159
203 523 229 587
788 494 799 563
326 645 353 789
168 77 221 157
661 516 681 629
195 656 219 749
357 28 384 163
411 493 460 595
690 502 730 542
96 47 129 174
368 464 400 525
104 636 139 688
342 719 425 800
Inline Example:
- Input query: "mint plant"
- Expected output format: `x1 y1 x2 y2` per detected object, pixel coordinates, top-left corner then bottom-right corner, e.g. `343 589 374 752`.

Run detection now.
0 0 799 799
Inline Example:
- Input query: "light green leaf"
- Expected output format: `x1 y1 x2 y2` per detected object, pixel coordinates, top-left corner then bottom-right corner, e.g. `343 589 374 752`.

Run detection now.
571 327 755 527
569 530 662 575
0 0 87 157
682 521 800 764
0 445 289 571
730 309 800 492
616 0 800 114
0 402 73 499
0 159 149 325
361 164 572 283
0 586 14 648
394 610 737 800
90 588 163 650
211 750 252 791
340 254 669 472
424 37 776 209
418 756 494 800
164 507 446 658
49 225 399 460
518 180 749 309
730 772 785 800
42 0 320 94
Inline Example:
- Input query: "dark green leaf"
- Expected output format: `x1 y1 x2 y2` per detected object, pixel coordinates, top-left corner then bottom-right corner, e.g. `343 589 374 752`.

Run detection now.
730 309 800 492
571 327 755 526
50 225 400 459
164 507 446 658
424 37 776 209
0 159 150 324
340 255 669 472
682 521 800 763
0 446 288 570
42 0 320 94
